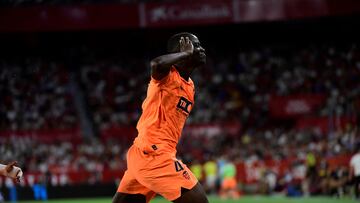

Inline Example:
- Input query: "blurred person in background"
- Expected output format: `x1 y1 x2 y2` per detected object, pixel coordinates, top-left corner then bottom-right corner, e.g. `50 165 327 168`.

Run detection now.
190 160 203 185
203 156 217 195
32 171 49 201
0 161 22 202
219 157 240 199
303 149 317 196
350 144 360 199
261 169 277 195
286 161 304 197
318 160 329 195
327 166 349 197
5 177 17 203
277 169 293 195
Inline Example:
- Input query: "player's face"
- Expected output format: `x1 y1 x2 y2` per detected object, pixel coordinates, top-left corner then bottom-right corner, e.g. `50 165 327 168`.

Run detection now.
191 38 206 66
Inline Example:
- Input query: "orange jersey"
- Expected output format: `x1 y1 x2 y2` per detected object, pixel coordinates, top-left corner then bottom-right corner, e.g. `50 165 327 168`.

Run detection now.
134 66 195 155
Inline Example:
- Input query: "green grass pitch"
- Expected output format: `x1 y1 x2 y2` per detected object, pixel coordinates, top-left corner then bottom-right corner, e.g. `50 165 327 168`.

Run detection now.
16 196 357 203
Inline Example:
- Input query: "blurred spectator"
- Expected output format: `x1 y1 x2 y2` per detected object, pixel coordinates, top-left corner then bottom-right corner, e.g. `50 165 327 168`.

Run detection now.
203 156 217 194
190 160 203 184
262 169 277 195
32 172 48 201
350 145 360 199
219 157 240 199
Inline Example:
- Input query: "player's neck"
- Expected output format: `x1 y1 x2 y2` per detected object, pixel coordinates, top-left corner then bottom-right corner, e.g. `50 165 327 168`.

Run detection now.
175 64 193 81
179 70 191 81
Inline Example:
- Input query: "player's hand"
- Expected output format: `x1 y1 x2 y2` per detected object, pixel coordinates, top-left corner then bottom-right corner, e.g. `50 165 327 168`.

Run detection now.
179 37 194 55
5 161 17 173
5 161 21 183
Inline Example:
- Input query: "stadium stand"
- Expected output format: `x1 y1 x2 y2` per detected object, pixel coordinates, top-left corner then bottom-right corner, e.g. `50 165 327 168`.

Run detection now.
0 0 360 200
0 40 359 196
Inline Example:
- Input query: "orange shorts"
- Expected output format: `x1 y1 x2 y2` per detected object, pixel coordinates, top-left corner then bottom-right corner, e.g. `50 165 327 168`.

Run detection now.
117 145 198 202
221 177 237 190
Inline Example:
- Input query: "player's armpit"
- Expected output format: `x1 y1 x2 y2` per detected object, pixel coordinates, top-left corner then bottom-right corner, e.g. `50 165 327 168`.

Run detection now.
151 61 171 81
150 51 192 81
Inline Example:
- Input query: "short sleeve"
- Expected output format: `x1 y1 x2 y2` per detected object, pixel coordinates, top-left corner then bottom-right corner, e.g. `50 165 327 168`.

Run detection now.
150 67 178 87
151 71 171 84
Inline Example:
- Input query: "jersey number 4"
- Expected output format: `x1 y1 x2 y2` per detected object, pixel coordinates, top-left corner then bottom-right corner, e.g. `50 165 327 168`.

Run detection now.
175 160 184 172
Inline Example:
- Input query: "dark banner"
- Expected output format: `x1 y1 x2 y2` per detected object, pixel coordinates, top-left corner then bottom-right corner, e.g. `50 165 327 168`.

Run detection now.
0 4 139 32
0 128 81 143
99 122 241 141
183 122 241 137
296 116 357 133
237 154 352 184
1 184 116 201
234 0 327 22
0 0 360 32
141 0 234 27
269 94 326 118
100 125 137 141
0 170 123 187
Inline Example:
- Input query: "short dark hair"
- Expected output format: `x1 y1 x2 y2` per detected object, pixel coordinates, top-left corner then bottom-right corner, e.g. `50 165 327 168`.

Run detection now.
167 32 197 53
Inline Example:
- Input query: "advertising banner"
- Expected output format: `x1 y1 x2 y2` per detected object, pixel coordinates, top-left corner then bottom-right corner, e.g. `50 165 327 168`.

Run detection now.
269 94 326 118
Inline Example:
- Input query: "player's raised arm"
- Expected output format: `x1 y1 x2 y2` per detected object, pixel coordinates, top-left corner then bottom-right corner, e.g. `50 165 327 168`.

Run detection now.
0 161 23 182
151 37 193 80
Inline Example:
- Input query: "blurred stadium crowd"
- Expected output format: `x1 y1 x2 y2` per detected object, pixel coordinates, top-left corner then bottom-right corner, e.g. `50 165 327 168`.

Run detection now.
0 40 359 197
0 61 77 130
1 44 359 129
